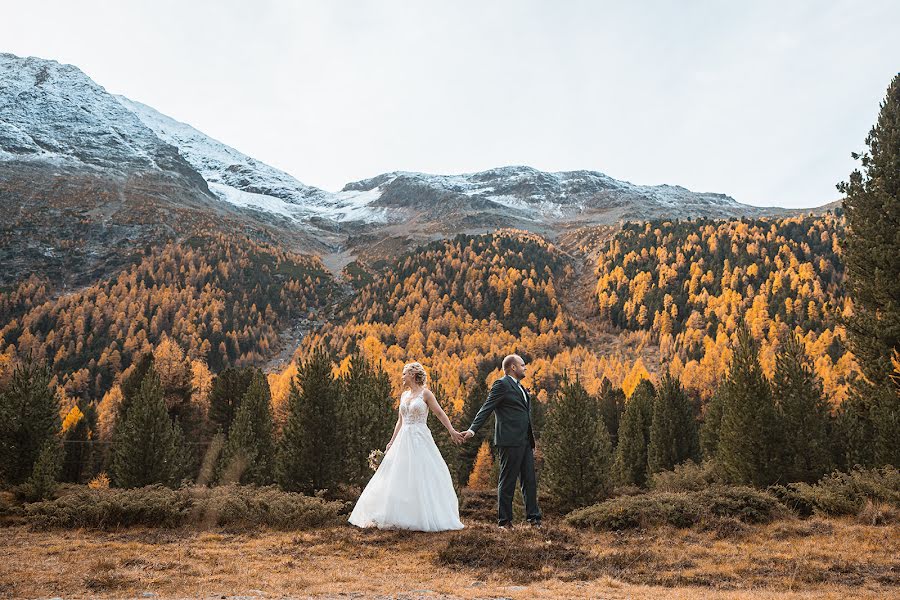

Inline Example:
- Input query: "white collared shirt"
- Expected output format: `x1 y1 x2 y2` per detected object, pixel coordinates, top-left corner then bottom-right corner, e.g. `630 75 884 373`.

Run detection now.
507 374 528 405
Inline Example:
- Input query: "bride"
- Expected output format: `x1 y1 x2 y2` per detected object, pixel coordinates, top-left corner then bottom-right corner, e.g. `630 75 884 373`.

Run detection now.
348 362 465 531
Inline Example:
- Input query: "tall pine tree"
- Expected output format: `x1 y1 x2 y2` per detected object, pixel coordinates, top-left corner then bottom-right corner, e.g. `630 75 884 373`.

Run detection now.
208 366 256 435
542 376 613 511
837 73 900 468
110 366 181 488
648 373 700 474
456 377 490 486
598 377 626 449
338 354 395 486
614 379 655 487
217 369 275 485
772 332 832 482
0 356 62 485
276 347 341 494
717 324 784 487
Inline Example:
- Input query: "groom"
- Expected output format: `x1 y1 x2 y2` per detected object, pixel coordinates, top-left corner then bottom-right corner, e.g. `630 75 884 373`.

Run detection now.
462 354 541 528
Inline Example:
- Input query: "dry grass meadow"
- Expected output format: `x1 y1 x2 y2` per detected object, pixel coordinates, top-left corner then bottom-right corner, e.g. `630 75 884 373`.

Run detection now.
1 500 897 600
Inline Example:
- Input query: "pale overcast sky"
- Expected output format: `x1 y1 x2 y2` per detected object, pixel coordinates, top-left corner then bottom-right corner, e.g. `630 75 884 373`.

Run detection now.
3 1 898 207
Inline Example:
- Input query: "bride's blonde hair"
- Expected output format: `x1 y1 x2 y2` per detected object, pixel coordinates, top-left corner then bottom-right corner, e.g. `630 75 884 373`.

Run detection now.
402 362 428 387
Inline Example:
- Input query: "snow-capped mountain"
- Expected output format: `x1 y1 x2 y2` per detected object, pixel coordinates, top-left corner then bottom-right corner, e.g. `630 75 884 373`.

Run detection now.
1 50 813 280
338 166 786 223
0 53 198 180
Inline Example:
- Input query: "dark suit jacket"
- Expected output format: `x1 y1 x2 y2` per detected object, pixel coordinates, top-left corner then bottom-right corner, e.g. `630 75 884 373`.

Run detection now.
468 374 535 448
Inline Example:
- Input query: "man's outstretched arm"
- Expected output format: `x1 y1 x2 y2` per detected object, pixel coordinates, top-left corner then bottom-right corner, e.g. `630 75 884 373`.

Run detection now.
464 378 505 439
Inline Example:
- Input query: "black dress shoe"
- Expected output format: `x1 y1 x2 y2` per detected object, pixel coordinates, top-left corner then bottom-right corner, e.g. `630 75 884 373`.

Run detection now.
528 520 542 528
498 522 512 529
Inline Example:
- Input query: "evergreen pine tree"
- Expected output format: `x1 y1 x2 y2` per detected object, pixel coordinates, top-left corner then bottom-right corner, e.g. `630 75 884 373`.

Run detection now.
110 366 180 488
60 404 91 483
717 324 784 486
338 354 395 486
21 437 63 501
217 369 275 485
837 74 900 468
427 375 462 487
648 373 700 474
208 366 256 435
276 347 341 494
456 377 490 485
614 379 655 487
0 356 62 485
542 376 613 511
700 389 725 460
772 332 832 482
597 377 626 448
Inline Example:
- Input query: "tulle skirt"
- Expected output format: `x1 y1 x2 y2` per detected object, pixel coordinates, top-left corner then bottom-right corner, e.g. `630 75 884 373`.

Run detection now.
348 423 465 531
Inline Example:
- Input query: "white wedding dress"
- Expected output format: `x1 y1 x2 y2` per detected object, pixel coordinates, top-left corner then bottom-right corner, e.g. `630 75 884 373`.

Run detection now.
348 387 465 531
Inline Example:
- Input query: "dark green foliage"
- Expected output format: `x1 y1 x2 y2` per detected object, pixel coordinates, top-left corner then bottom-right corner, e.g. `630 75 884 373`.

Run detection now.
614 379 655 487
768 466 900 517
208 366 255 435
837 73 900 468
541 376 613 511
699 389 725 460
565 486 785 531
456 378 490 486
649 460 722 492
276 347 341 494
217 369 275 485
647 373 700 474
60 404 92 483
427 376 462 487
337 354 395 486
18 437 63 502
109 366 182 488
597 377 626 448
22 484 345 530
716 324 784 487
0 356 62 485
772 332 832 482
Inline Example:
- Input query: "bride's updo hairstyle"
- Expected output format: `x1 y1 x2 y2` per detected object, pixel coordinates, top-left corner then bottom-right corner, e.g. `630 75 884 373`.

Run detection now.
402 362 428 387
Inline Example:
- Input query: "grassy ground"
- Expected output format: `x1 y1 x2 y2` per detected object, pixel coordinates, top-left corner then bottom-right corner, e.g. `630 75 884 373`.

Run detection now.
1 511 897 599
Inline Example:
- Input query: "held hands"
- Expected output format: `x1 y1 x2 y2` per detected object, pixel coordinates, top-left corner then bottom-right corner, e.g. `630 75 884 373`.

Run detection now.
450 428 465 445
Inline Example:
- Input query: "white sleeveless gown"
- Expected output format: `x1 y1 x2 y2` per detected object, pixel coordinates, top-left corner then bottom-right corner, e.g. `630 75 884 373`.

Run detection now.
348 388 465 531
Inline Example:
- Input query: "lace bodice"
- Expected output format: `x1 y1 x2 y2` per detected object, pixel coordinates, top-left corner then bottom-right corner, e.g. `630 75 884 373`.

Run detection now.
400 388 429 426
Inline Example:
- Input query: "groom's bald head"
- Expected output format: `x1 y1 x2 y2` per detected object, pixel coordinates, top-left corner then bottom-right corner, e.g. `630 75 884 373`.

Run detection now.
502 354 526 377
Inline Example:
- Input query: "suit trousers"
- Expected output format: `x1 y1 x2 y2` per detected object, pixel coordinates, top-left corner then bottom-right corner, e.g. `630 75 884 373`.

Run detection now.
497 442 541 525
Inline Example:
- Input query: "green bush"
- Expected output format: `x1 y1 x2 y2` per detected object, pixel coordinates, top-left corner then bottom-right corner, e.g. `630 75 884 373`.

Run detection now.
22 484 346 530
648 460 722 492
565 485 785 531
768 466 900 517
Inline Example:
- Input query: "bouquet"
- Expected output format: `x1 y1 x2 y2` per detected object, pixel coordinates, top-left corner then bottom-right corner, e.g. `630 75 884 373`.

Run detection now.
367 449 385 471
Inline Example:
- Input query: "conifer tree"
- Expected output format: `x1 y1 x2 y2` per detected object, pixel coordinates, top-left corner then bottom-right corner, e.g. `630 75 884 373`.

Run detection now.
648 373 700 474
0 356 62 485
466 440 494 490
837 74 900 468
276 347 341 494
60 404 91 483
542 376 613 510
338 354 395 486
218 369 275 484
717 324 784 486
700 389 725 460
208 366 255 435
772 332 832 482
21 437 63 501
427 375 462 486
456 377 489 485
110 366 180 488
597 377 626 448
614 379 655 487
